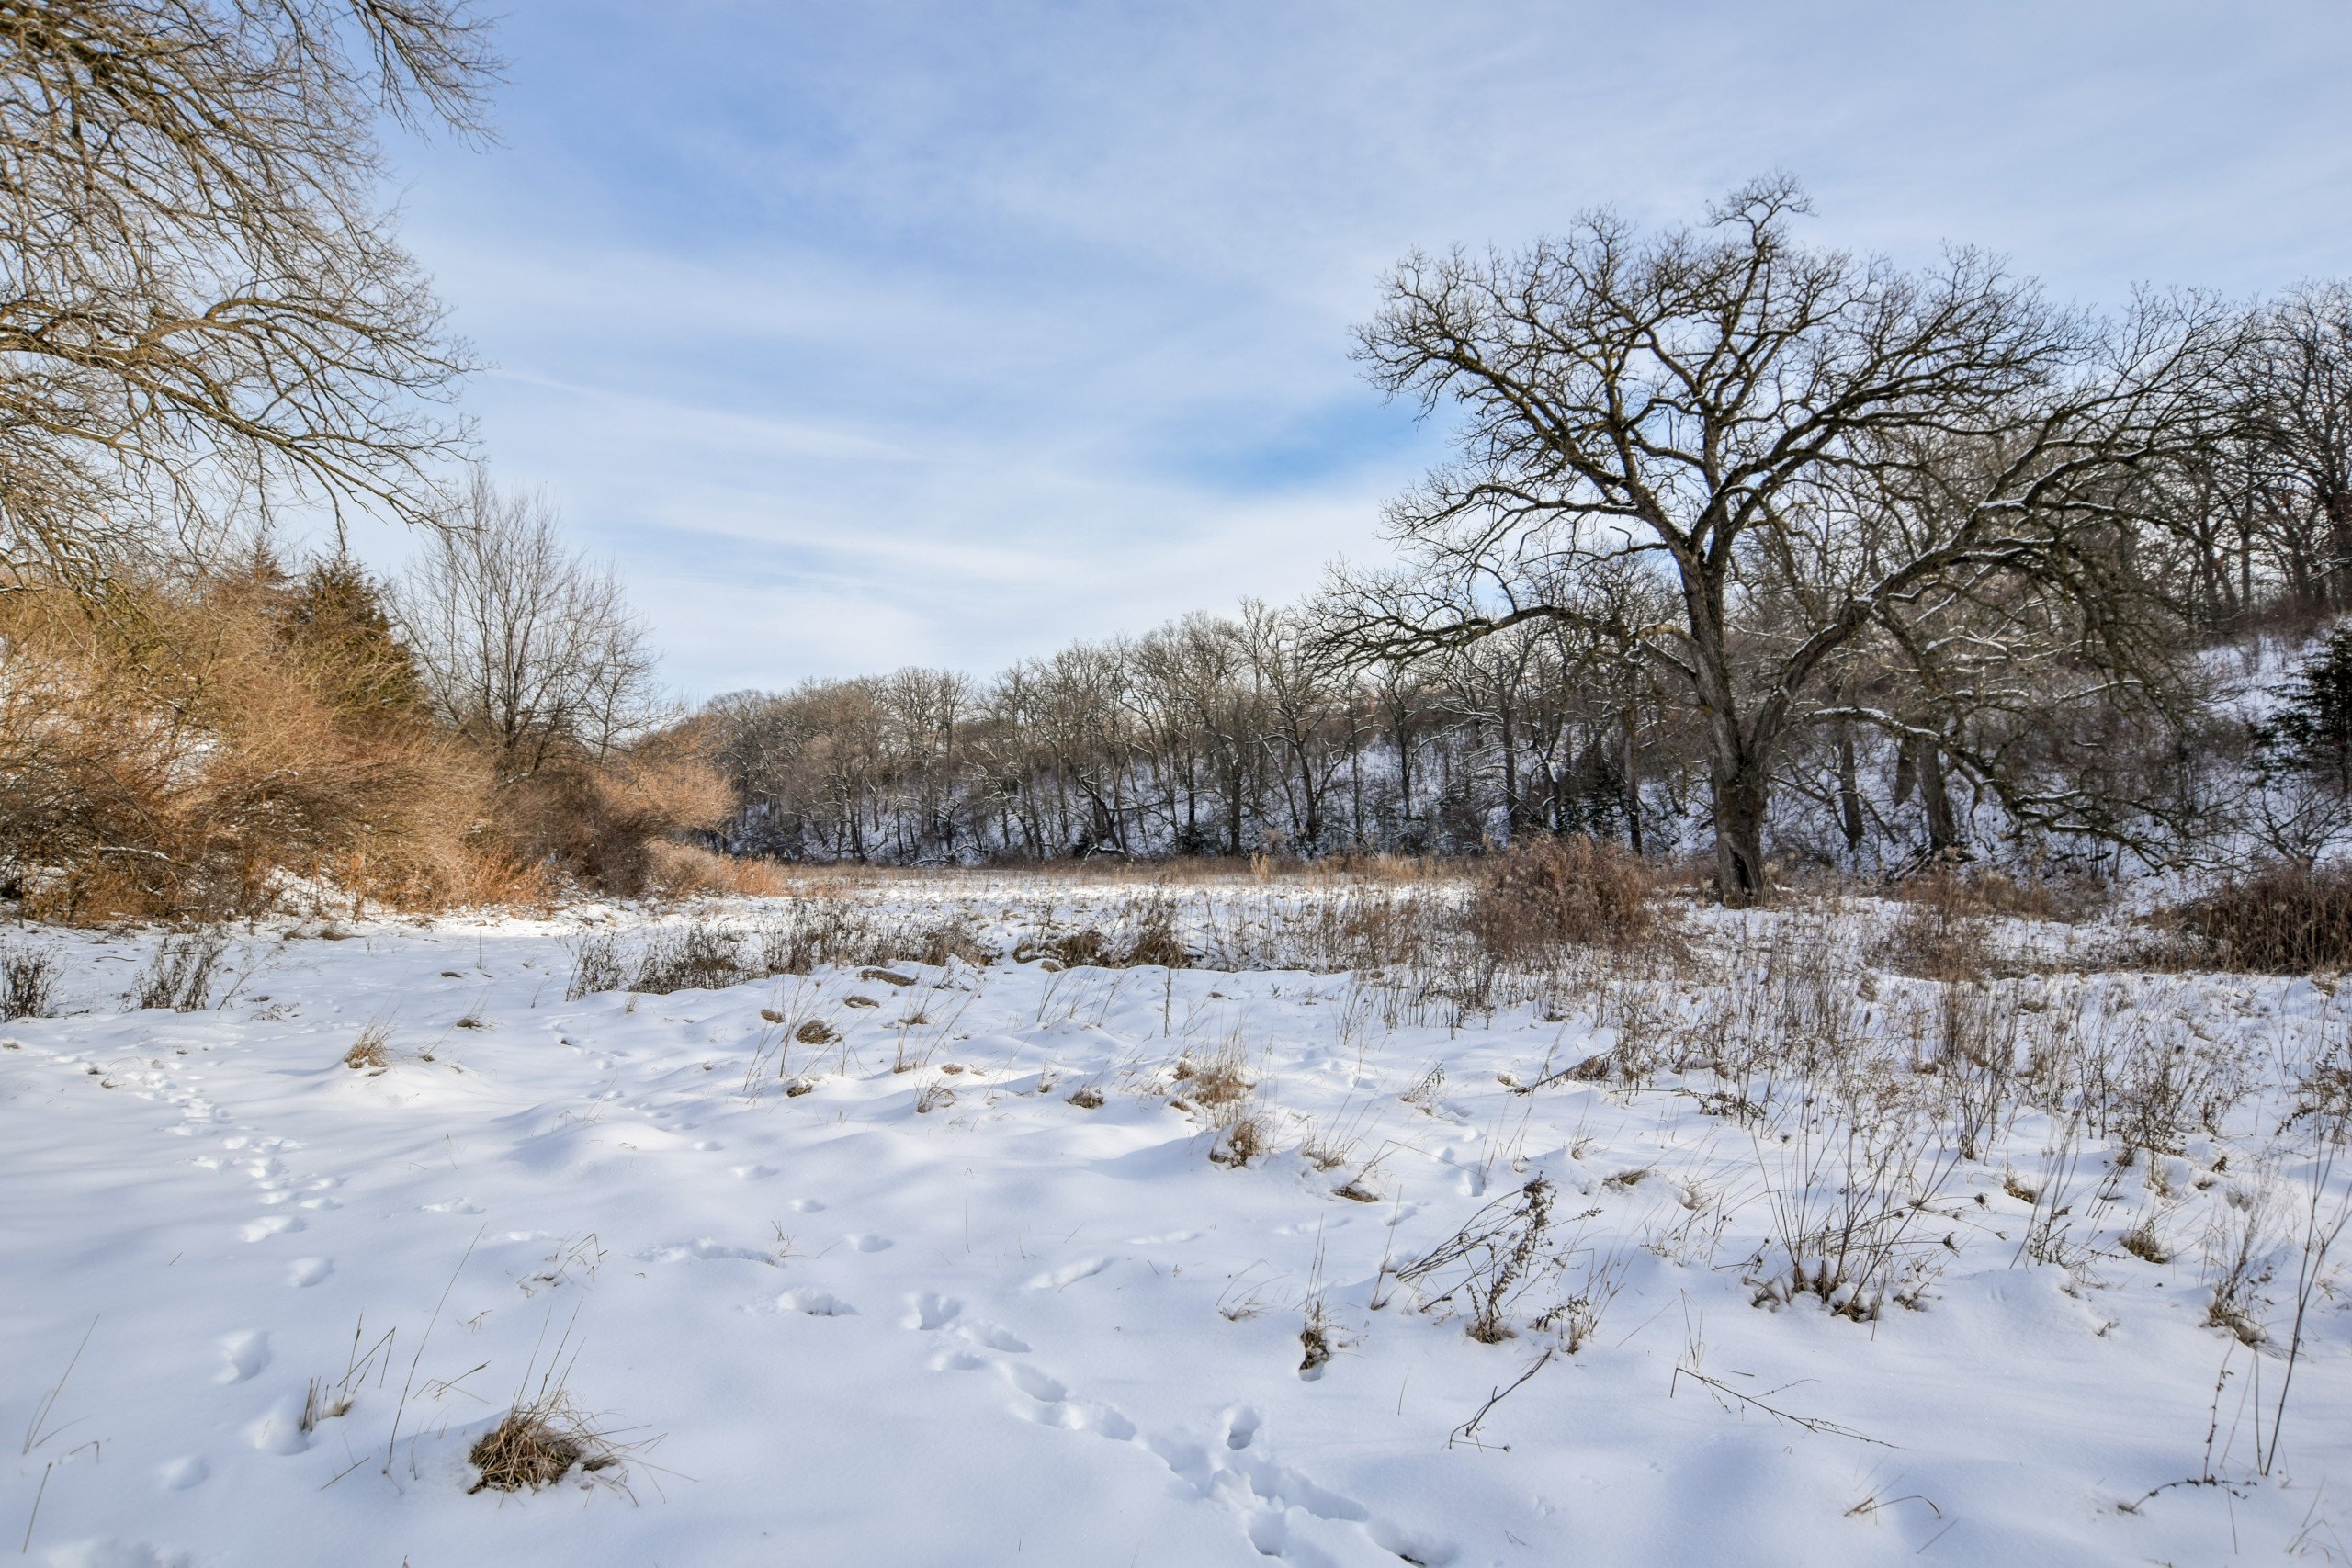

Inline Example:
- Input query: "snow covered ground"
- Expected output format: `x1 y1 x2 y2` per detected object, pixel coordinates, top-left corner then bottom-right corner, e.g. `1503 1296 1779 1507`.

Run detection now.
3 879 2348 1566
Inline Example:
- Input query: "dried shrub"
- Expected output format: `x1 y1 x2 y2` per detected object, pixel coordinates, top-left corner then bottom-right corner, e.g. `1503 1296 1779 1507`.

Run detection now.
564 932 627 1000
0 940 60 1021
2120 1218 2173 1265
2173 863 2352 974
1867 890 1994 982
1466 836 1662 961
1045 929 1111 968
1207 1108 1270 1168
1172 1042 1253 1110
0 563 502 923
752 896 989 976
1396 1179 1561 1343
644 840 788 897
1122 909 1192 968
132 929 228 1011
1884 866 2107 924
629 921 746 994
492 739 731 899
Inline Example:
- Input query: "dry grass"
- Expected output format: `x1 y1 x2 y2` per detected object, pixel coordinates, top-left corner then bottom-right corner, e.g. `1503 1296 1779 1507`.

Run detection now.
342 1020 392 1072
2172 863 2352 974
1395 1178 1561 1344
468 1395 616 1494
644 840 789 897
0 940 59 1021
628 920 748 994
131 929 228 1011
1465 836 1667 962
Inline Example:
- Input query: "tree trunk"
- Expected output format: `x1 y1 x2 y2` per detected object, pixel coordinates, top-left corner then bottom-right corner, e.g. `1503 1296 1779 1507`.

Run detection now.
1919 739 1961 858
1621 707 1643 857
1710 752 1770 906
2330 486 2352 612
1836 725 1865 854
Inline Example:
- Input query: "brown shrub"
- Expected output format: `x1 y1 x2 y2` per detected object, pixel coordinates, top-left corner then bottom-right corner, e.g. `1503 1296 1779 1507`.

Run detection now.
644 841 788 897
1884 866 2107 924
492 730 731 897
2174 863 2352 974
0 563 497 922
1465 835 1661 959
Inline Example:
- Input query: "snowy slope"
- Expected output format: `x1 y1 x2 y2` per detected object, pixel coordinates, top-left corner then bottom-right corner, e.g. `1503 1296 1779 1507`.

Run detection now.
1 895 2347 1567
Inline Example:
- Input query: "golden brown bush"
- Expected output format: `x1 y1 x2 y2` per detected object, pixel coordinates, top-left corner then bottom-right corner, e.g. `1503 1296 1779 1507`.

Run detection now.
1465 835 1663 958
0 568 504 920
2174 863 2352 975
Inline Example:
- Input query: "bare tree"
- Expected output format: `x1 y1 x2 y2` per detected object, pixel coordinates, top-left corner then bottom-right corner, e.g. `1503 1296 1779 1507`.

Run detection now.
397 470 656 783
2244 284 2352 609
0 0 496 594
1334 175 2235 902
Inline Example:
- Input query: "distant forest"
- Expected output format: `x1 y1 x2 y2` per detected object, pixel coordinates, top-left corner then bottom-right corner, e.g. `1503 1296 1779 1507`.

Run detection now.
704 183 2352 897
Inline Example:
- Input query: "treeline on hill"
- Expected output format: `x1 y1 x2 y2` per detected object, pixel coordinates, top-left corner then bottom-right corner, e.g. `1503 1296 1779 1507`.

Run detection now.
704 213 2352 893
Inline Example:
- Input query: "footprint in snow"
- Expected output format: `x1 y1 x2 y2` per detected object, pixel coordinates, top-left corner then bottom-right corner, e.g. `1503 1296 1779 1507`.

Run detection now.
845 1234 892 1253
158 1456 209 1490
788 1198 826 1212
730 1164 776 1180
215 1331 269 1383
286 1258 332 1288
998 1361 1137 1440
775 1289 855 1317
1025 1256 1112 1291
1223 1407 1261 1450
238 1215 302 1242
245 1393 311 1455
907 1292 960 1330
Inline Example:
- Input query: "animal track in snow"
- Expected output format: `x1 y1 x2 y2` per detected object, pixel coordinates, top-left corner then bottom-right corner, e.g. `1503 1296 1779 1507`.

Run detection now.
907 1292 959 1330
1025 1256 1112 1291
237 1214 301 1242
996 1360 1136 1440
158 1456 209 1490
845 1233 893 1253
643 1238 777 1265
286 1258 332 1287
244 1393 310 1455
215 1331 269 1383
775 1289 855 1316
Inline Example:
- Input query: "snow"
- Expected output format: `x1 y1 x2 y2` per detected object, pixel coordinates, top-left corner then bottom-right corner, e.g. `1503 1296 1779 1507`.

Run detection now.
2 886 2348 1566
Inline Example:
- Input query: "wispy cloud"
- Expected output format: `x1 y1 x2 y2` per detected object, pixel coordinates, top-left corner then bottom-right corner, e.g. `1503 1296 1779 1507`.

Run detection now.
381 0 2352 694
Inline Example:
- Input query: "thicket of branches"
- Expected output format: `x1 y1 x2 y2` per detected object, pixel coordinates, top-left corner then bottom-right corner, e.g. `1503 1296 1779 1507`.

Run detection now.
706 189 2352 888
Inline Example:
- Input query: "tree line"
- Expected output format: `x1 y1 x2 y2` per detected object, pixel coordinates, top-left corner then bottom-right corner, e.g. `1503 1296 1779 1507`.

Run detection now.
707 180 2352 897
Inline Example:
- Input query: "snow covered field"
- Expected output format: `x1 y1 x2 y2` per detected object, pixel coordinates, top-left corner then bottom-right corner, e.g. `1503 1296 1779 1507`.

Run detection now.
3 876 2348 1566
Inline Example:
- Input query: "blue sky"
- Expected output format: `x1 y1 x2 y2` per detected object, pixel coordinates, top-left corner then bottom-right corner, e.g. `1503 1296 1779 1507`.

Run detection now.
382 0 2352 697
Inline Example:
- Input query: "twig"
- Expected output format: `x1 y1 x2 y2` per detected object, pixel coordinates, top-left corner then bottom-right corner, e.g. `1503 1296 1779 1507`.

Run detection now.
1669 1363 1893 1447
1449 1348 1553 1450
20 1461 51 1554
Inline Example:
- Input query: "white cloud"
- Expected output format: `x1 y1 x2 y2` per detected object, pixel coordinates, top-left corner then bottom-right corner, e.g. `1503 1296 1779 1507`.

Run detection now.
375 0 2352 694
